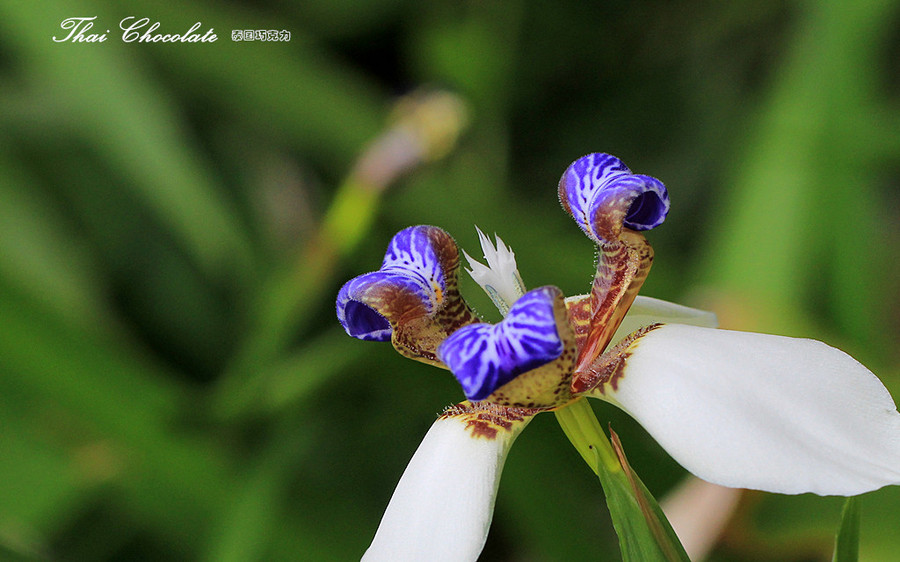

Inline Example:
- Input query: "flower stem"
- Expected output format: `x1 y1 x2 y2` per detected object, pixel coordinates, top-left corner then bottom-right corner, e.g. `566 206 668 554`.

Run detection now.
556 398 690 562
554 398 620 475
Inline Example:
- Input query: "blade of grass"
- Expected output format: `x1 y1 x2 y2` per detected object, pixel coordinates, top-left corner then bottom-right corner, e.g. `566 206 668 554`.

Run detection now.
699 0 898 337
0 152 109 329
124 0 388 166
832 497 860 562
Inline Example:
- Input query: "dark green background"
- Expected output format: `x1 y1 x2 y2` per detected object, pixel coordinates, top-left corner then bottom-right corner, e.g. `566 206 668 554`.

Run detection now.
3 1 900 560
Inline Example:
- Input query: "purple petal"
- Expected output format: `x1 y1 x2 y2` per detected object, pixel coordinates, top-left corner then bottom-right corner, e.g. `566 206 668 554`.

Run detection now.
381 225 447 294
439 287 564 401
336 274 396 341
336 226 448 341
558 153 669 243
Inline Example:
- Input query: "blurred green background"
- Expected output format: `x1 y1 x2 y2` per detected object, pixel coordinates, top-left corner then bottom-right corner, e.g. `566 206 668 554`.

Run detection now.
3 0 900 560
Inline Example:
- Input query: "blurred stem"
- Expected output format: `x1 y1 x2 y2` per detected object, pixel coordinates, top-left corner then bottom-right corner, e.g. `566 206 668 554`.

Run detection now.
254 175 380 354
321 179 381 255
210 175 370 421
213 90 468 419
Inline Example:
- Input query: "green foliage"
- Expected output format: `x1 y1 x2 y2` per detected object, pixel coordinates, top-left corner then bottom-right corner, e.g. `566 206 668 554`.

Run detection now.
556 400 689 562
2 0 900 560
832 497 861 562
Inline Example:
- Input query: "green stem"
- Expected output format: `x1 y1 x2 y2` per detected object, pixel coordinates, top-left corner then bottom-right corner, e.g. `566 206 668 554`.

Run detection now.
832 496 860 562
556 398 690 562
554 398 620 475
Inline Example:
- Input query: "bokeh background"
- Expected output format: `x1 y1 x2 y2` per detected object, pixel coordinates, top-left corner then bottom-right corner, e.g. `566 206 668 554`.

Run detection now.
3 1 900 560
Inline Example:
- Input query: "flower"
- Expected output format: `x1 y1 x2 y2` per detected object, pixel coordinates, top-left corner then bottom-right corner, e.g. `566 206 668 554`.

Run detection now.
336 153 900 561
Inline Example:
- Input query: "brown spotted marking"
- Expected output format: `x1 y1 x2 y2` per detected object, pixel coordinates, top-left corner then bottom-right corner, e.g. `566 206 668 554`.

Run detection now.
440 401 537 440
387 227 480 367
573 230 653 377
573 323 663 394
565 294 593 352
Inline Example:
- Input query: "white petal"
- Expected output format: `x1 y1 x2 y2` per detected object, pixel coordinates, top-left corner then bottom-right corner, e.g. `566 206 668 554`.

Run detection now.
611 296 718 346
363 406 531 561
591 324 900 496
463 227 526 315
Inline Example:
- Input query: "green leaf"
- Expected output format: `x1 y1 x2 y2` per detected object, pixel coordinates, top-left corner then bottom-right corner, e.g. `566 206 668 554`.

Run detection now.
607 429 690 562
555 400 689 562
832 496 860 562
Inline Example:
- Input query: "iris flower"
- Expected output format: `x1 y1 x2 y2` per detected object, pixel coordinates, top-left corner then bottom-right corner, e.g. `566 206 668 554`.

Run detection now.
336 153 900 561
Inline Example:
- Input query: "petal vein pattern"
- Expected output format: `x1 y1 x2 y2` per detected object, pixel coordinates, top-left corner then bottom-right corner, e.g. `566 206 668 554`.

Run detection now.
381 225 446 309
561 153 630 234
336 226 478 363
559 153 669 243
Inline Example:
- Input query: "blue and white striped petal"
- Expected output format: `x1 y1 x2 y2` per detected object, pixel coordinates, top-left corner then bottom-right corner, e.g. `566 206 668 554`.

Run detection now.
336 225 477 364
558 153 669 244
337 226 445 338
438 287 566 402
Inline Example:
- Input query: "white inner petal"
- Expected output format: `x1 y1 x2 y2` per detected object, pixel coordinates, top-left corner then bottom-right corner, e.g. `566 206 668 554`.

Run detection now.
594 324 900 496
611 295 718 345
363 412 529 561
463 226 526 316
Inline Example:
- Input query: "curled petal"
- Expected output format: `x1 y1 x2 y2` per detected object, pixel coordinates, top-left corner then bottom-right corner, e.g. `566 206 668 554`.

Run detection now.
587 324 900 496
337 225 477 364
559 153 669 243
336 271 413 342
572 229 654 377
363 402 534 562
439 286 572 404
337 225 449 336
